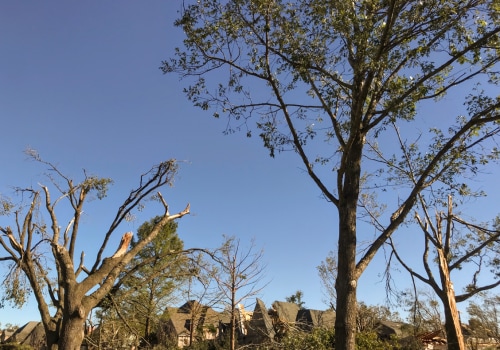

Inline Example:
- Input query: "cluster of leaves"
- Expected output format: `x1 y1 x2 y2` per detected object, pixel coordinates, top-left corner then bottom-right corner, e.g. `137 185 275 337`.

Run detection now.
355 331 400 350
284 290 306 309
183 327 405 350
278 327 335 350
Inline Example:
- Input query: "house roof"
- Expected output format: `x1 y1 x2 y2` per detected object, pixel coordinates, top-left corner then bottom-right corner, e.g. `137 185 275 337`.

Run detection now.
163 300 221 336
374 320 415 340
1 328 16 342
297 309 335 329
9 321 45 345
246 298 275 342
218 309 232 325
271 301 300 323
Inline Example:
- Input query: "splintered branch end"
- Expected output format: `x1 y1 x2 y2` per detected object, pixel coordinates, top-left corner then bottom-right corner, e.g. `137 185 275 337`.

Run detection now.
111 232 133 258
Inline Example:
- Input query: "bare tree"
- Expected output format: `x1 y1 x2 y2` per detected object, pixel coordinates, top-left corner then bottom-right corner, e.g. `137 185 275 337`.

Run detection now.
210 236 267 350
0 151 190 350
389 196 500 349
317 251 338 311
183 253 222 347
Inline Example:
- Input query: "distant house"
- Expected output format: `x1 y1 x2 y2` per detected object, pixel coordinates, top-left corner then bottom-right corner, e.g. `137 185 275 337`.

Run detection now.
157 300 222 348
374 320 410 340
244 299 336 345
0 326 16 343
159 299 307 347
6 321 45 349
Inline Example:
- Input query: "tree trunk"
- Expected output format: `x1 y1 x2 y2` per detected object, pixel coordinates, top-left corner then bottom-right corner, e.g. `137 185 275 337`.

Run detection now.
230 310 236 350
438 251 465 350
230 279 236 350
57 315 86 350
42 319 60 350
335 134 363 350
335 208 359 350
443 300 465 350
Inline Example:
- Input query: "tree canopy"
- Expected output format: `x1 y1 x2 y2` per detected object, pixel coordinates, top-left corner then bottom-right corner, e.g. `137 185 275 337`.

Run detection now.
163 1 500 349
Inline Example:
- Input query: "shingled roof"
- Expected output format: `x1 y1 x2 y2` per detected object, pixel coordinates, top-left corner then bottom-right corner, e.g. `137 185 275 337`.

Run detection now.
296 308 336 331
8 321 45 348
245 298 275 345
271 301 300 324
164 300 221 337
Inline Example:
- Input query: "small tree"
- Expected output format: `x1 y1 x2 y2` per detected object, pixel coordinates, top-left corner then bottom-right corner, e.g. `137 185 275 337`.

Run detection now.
356 302 398 333
156 252 222 348
210 236 267 350
0 152 190 350
285 290 306 309
389 196 500 349
317 251 338 311
399 288 444 335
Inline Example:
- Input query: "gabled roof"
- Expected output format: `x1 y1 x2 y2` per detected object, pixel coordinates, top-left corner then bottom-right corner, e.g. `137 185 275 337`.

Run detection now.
178 300 203 314
1 328 16 342
297 309 335 329
374 320 405 337
271 301 300 323
218 309 232 325
9 321 45 345
163 301 221 337
246 298 275 343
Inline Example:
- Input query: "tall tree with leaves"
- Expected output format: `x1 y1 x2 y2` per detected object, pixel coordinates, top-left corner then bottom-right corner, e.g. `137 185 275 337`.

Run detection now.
0 152 190 350
163 1 500 348
93 218 189 348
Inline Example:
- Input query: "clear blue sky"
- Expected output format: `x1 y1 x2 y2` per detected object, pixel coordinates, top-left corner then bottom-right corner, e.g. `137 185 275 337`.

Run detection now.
1 1 498 328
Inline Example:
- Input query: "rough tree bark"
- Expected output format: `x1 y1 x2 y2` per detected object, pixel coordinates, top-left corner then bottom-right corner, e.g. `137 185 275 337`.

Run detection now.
335 131 364 350
438 198 465 350
439 253 465 350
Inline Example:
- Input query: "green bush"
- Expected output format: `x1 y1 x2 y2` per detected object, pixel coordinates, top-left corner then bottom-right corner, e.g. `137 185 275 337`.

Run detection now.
280 327 335 350
355 331 396 350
